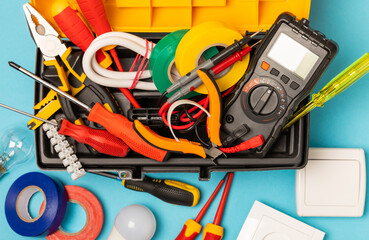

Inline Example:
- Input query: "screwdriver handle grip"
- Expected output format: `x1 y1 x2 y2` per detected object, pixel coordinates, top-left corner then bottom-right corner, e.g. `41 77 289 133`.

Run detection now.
77 0 111 35
59 119 129 157
203 223 224 240
175 219 202 240
53 6 112 68
88 103 169 161
124 176 200 206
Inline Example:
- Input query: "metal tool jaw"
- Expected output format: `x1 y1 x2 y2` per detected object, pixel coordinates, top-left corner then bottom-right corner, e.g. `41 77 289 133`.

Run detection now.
23 3 67 61
204 144 226 161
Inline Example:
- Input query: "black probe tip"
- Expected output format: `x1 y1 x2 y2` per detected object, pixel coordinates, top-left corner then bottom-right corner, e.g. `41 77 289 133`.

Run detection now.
8 61 21 70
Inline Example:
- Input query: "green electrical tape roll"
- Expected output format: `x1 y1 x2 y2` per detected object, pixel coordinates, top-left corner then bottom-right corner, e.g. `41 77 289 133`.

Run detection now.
149 29 218 98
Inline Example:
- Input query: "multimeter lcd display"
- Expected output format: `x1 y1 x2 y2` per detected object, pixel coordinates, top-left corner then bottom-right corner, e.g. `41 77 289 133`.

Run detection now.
267 33 319 79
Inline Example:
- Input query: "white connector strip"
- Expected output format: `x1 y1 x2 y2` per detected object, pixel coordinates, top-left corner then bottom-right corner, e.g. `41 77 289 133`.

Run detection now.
42 120 86 180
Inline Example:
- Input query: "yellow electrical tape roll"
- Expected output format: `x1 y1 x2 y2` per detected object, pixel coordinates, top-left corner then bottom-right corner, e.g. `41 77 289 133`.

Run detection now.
175 21 250 94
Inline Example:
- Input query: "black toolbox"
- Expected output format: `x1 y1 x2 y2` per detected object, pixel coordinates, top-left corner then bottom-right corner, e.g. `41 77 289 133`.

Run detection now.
34 33 310 181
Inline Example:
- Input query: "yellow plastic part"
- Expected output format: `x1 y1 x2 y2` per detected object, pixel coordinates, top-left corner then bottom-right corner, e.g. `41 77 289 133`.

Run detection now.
133 120 206 158
28 94 61 130
203 223 224 240
103 103 113 113
73 118 84 125
164 179 200 206
99 50 114 69
43 59 70 92
60 47 86 84
184 219 202 237
30 0 310 37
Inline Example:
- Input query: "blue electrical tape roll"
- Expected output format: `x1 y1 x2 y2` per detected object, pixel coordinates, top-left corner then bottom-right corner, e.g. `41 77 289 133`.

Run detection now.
5 172 67 237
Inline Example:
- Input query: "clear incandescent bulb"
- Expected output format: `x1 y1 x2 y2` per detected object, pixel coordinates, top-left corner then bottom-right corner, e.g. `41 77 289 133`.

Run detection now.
0 128 34 178
107 204 156 240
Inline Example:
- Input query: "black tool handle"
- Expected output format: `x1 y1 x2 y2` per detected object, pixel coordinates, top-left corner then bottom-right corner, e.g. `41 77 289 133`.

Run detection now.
124 176 200 207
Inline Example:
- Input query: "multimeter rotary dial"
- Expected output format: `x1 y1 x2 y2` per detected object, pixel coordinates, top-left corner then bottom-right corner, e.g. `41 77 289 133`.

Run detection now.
241 77 287 122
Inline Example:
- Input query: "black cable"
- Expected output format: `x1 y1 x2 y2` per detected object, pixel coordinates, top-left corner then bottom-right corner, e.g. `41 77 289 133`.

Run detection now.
180 112 205 133
183 105 197 122
158 91 168 106
195 122 211 148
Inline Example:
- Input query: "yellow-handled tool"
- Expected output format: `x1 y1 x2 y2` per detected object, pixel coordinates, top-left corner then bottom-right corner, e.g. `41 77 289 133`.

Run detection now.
284 53 369 129
94 172 200 207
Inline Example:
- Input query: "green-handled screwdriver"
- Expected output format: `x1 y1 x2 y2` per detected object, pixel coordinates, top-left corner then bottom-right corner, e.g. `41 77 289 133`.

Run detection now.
284 53 369 129
93 172 200 207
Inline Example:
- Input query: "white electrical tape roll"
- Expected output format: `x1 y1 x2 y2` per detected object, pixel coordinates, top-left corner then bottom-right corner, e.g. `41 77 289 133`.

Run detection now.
82 32 157 90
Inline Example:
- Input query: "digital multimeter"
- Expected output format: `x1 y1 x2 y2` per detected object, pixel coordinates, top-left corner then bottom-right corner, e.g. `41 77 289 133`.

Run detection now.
222 13 338 156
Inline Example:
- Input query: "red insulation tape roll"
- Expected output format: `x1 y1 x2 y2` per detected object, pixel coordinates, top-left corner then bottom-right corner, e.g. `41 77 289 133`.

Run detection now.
41 185 104 240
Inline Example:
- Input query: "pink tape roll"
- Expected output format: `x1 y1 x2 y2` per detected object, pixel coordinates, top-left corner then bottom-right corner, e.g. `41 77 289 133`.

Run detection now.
41 185 104 240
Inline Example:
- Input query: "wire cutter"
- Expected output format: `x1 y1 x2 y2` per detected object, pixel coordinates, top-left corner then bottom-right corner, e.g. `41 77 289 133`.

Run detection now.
133 69 225 161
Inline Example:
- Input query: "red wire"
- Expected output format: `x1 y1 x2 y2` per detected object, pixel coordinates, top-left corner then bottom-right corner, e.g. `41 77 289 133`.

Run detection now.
159 102 170 116
161 111 195 130
179 85 235 122
106 57 141 108
110 49 124 72
130 40 153 89
160 84 236 129
159 102 192 130
195 173 228 222
119 88 141 108
129 54 141 72
213 172 234 226
159 98 205 130
180 97 209 122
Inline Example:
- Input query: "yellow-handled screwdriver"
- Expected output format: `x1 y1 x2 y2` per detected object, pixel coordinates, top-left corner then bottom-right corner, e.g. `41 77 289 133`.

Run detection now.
284 53 369 129
94 172 200 207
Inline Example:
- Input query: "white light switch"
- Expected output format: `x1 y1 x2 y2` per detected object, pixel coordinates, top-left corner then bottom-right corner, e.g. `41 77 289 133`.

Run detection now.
296 148 366 217
237 201 325 240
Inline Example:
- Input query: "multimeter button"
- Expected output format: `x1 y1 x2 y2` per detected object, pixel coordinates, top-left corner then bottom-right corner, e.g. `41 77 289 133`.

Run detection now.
261 61 270 71
281 75 290 84
250 86 278 115
270 68 280 76
290 81 300 90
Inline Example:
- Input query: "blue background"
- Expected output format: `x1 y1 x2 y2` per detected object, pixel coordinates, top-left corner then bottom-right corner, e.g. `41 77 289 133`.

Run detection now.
1 0 369 239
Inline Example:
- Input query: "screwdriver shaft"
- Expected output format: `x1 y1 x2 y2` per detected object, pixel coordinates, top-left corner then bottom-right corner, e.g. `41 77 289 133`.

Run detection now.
0 103 57 126
8 61 91 111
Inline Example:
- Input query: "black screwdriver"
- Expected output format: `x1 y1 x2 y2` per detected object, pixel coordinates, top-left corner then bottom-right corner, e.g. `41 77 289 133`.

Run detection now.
93 172 200 207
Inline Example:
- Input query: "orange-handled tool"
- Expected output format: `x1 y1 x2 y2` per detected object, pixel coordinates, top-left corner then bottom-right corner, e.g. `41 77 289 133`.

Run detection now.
196 70 222 147
132 70 224 159
10 62 168 162
0 103 129 157
76 0 124 72
53 6 111 68
53 6 141 108
58 119 129 157
175 173 228 240
88 103 169 161
203 173 234 240
76 0 111 36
